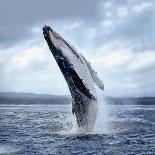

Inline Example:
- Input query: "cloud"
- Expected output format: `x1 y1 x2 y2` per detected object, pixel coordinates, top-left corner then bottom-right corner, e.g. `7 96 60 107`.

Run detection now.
102 20 113 28
0 0 155 96
132 2 152 12
0 0 99 48
92 2 155 52
127 51 155 73
117 7 128 18
104 2 112 8
87 43 155 97
0 43 69 94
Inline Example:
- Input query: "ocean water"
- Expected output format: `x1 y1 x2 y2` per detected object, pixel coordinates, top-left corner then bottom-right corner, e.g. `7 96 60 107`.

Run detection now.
0 103 155 155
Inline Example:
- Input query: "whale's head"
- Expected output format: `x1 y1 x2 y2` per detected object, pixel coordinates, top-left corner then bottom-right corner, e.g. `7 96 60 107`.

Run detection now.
43 25 63 51
43 25 96 101
43 25 78 73
43 25 79 60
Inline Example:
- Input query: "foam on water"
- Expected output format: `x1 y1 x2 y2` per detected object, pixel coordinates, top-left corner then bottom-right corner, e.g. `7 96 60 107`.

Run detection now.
0 145 21 155
0 103 154 154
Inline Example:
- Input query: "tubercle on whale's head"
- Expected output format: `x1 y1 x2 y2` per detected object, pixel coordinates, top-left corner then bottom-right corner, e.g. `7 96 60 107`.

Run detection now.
43 25 65 52
43 25 61 39
43 25 74 69
42 25 77 68
43 26 54 49
42 25 50 38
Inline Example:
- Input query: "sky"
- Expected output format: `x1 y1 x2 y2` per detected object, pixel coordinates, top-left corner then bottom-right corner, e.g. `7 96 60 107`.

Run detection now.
0 0 155 97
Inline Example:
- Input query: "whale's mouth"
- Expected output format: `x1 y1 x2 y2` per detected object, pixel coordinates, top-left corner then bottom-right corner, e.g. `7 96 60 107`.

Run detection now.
44 26 61 39
43 25 81 60
43 25 69 52
42 25 51 40
43 25 97 101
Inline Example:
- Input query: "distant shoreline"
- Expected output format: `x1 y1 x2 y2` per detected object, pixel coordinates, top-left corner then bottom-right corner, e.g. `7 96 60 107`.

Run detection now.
0 92 155 105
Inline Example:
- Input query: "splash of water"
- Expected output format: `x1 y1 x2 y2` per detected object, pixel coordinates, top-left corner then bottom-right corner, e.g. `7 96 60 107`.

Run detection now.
60 87 113 135
93 87 112 134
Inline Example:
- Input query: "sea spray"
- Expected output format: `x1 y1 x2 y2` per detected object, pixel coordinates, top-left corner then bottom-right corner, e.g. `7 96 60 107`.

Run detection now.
60 88 113 135
93 87 112 134
59 104 78 135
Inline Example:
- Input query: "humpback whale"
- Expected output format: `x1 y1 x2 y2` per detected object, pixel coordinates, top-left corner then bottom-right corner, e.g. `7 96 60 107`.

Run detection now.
43 25 104 131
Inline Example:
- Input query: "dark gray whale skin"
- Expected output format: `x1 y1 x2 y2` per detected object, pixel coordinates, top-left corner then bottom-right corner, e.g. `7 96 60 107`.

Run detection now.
43 25 104 131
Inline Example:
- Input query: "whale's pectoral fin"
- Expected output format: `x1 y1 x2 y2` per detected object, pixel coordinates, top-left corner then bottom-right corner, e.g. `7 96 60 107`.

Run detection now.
89 67 104 90
81 54 104 90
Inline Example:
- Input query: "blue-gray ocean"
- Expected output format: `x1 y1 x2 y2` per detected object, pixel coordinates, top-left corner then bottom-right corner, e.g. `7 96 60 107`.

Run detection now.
0 102 155 154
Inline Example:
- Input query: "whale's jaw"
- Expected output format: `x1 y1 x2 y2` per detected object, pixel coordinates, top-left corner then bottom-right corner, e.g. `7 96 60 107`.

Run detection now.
43 25 98 131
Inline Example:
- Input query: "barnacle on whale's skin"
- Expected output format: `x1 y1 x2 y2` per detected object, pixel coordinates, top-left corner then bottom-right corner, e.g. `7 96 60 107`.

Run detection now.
43 25 104 131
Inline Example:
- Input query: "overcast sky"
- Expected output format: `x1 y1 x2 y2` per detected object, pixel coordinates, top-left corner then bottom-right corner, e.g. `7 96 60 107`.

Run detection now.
0 0 155 97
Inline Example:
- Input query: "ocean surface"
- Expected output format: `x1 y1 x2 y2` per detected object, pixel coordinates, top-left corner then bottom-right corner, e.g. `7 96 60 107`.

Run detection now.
0 103 155 155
